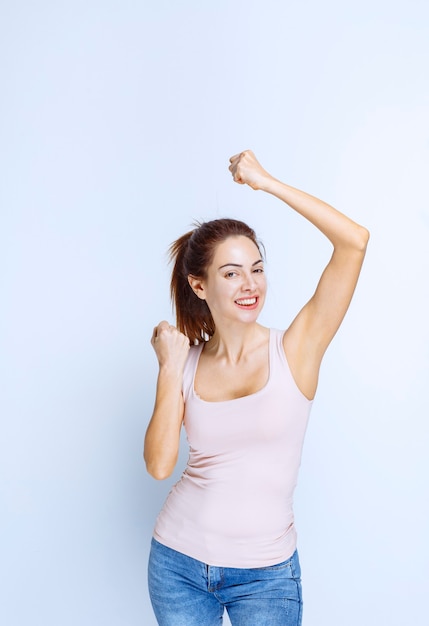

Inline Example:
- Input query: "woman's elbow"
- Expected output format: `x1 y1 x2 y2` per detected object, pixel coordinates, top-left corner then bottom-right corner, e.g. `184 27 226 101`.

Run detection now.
147 465 174 481
144 453 176 481
346 224 369 254
357 225 370 251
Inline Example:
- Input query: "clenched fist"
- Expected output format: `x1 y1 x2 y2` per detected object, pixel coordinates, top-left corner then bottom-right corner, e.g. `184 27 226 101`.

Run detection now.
228 149 273 191
151 321 190 371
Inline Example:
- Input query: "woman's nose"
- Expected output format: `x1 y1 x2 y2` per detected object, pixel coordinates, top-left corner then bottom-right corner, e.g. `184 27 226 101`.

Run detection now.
242 272 256 290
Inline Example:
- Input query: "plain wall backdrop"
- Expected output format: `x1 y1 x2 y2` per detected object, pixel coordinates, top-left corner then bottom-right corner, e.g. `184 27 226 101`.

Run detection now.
1 1 428 624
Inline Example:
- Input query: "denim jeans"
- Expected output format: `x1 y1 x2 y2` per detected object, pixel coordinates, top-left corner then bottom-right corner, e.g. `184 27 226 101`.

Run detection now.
148 538 303 625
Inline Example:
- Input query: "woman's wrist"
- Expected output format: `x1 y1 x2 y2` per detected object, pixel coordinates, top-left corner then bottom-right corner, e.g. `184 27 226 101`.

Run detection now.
258 174 287 195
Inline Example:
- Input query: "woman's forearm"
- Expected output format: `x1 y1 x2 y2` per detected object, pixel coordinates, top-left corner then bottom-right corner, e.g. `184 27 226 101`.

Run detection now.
145 322 189 480
144 366 184 480
260 176 369 252
229 150 369 251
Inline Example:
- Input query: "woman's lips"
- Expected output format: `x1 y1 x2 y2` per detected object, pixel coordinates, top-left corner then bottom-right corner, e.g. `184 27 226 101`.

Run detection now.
235 296 258 309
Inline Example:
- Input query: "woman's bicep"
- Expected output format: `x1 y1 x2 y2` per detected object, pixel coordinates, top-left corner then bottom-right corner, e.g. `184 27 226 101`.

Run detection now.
283 247 367 398
307 247 367 350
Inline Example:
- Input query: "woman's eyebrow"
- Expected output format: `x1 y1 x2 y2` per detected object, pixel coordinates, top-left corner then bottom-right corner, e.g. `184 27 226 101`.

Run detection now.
218 259 264 270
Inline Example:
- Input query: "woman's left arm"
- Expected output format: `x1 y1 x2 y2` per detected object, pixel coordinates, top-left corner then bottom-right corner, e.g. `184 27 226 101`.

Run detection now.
229 150 370 398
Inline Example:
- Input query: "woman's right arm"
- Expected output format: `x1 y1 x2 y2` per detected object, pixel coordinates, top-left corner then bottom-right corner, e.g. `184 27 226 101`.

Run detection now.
144 321 190 480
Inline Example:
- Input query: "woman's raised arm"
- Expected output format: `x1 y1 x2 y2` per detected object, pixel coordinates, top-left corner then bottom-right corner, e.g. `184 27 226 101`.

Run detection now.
144 321 190 480
229 150 370 399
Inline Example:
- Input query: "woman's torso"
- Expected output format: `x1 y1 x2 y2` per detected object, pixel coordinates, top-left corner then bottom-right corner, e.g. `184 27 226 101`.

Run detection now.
152 328 312 568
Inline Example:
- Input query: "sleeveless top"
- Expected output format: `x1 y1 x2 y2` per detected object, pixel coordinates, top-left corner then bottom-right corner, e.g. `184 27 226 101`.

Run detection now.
152 328 313 568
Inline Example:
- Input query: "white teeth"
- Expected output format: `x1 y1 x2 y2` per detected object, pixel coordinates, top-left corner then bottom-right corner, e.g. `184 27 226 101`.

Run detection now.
236 297 257 305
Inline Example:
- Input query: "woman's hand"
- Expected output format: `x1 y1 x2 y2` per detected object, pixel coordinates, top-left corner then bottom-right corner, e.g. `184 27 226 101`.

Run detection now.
151 320 190 371
228 149 273 191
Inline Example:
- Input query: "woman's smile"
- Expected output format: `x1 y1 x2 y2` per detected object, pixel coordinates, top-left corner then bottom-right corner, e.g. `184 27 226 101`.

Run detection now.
234 296 259 309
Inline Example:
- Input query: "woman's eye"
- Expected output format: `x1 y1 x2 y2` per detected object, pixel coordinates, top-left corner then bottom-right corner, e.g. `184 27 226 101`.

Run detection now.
225 271 237 278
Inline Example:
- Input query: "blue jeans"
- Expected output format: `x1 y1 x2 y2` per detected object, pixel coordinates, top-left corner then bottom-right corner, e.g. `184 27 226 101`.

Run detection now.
148 538 303 625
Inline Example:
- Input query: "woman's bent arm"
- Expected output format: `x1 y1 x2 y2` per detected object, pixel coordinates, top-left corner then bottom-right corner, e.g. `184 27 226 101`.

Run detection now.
229 150 370 399
144 322 189 480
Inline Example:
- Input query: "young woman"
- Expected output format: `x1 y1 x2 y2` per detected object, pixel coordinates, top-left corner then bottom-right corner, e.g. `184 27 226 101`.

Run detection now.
144 149 369 625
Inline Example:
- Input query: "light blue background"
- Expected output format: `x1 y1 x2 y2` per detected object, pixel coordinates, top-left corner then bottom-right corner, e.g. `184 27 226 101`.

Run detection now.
1 1 428 625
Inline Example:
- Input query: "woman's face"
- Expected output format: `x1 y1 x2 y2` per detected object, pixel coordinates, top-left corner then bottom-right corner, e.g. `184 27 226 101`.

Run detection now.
196 235 267 325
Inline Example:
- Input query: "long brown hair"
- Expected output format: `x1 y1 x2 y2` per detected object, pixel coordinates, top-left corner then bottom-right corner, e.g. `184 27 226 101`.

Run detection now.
169 218 263 343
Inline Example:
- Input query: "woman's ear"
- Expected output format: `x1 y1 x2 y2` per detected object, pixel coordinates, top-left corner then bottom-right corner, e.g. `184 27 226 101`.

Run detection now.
188 275 206 300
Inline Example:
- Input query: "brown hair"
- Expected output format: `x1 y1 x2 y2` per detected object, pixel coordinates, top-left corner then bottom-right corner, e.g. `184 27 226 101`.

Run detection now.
169 218 263 343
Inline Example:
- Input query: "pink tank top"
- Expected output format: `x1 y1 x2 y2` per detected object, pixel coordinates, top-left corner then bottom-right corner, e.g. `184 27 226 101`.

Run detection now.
153 328 313 568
